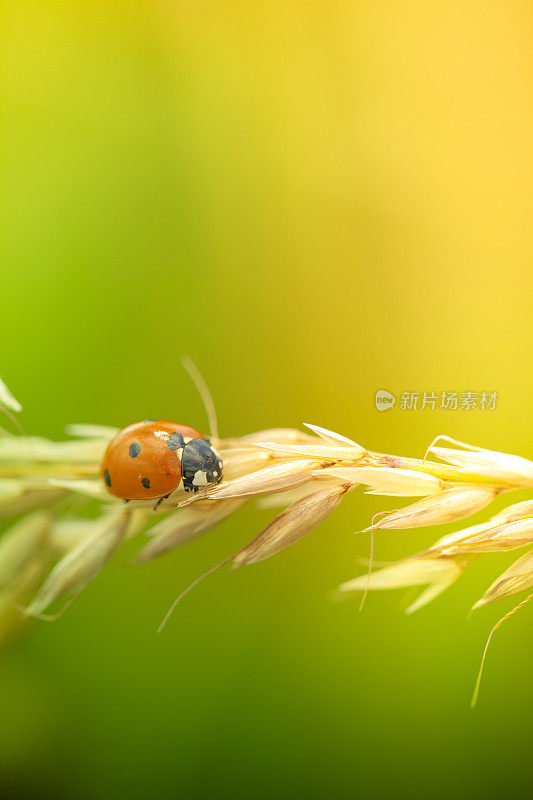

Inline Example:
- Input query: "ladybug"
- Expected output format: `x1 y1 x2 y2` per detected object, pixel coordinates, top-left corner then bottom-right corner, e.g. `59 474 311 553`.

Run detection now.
100 420 223 502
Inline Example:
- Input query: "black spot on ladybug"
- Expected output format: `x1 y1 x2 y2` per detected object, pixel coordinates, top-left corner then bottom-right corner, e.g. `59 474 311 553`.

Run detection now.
166 432 185 451
141 477 151 489
129 442 141 458
103 469 112 487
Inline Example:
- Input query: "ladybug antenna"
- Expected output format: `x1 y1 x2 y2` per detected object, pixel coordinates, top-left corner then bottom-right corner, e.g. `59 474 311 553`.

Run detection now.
180 356 219 440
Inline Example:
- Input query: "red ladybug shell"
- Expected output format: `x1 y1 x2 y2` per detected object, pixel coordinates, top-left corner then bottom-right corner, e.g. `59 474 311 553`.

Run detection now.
101 420 203 500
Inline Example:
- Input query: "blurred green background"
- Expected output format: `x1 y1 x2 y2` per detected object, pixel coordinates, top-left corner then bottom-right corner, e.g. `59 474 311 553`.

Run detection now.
2 1 533 798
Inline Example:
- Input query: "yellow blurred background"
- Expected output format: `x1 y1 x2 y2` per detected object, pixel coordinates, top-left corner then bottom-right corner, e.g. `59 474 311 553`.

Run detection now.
2 1 533 798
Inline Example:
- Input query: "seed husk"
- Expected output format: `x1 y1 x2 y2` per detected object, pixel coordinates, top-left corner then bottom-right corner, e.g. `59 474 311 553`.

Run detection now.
303 423 364 452
25 509 131 617
430 437 533 488
138 499 246 563
0 376 22 413
318 466 442 496
179 459 322 505
338 557 462 614
367 486 497 530
233 484 348 566
473 549 533 609
0 511 51 593
252 441 364 461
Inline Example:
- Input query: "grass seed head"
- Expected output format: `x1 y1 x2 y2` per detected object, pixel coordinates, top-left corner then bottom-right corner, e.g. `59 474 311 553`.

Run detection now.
490 499 533 523
252 441 364 461
3 368 533 665
0 486 66 519
0 511 51 593
0 435 108 465
338 556 462 614
65 423 118 440
303 423 365 451
427 500 533 556
233 484 348 566
48 478 113 501
0 479 26 502
0 376 22 413
179 459 323 504
430 437 533 488
472 549 533 609
25 509 131 617
221 428 317 446
368 486 497 530
216 448 272 480
256 480 344 509
137 499 246 563
435 518 533 556
317 466 442 497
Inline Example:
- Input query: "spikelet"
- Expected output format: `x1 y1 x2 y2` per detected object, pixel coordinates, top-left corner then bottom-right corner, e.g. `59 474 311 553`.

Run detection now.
48 478 114 501
0 511 51 593
221 428 317 446
491 500 533 523
427 500 533 556
25 509 131 618
338 556 462 614
137 499 246 563
0 485 65 519
252 441 363 461
317 466 442 497
365 486 497 530
65 423 118 439
429 436 533 488
49 509 149 555
233 485 349 566
256 480 343 509
216 448 272 480
0 435 107 465
0 480 25 503
303 423 364 450
0 375 22 413
473 549 533 609
438 519 533 555
179 459 323 504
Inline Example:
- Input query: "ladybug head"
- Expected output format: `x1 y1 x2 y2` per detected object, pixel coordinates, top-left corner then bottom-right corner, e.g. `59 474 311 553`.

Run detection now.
181 438 223 493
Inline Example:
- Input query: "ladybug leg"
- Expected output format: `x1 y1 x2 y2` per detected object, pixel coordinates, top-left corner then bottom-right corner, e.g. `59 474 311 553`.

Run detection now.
153 493 172 512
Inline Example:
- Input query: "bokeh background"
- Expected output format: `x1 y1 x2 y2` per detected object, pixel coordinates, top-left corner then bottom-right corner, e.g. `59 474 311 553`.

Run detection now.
2 1 533 798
